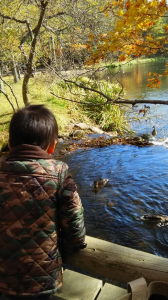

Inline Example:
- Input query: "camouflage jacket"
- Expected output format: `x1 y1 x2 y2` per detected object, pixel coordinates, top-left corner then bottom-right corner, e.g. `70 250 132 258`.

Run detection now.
0 144 86 297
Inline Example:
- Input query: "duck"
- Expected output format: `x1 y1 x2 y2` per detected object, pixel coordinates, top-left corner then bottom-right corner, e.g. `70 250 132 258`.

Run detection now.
142 214 168 223
93 179 109 188
152 126 157 136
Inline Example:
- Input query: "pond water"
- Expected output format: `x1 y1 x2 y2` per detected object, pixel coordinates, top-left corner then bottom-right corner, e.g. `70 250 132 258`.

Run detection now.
55 59 168 258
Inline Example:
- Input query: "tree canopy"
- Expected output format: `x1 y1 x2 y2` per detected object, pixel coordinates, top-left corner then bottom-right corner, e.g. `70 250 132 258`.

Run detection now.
1 0 168 108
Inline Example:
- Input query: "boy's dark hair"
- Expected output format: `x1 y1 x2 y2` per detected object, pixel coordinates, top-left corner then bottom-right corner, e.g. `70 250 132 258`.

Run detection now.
9 104 58 150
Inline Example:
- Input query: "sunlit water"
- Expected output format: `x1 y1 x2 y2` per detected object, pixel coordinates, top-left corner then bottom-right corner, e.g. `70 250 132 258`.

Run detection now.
55 60 168 258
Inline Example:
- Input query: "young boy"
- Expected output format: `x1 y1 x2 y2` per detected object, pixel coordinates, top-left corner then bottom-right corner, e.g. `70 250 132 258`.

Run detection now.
0 105 86 300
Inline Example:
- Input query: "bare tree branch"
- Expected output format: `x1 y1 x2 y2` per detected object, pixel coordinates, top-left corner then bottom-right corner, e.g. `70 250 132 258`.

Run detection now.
50 91 168 106
0 89 16 112
50 92 108 105
0 76 19 109
0 13 29 24
43 24 68 34
20 27 37 46
114 98 168 105
45 12 65 20
64 78 115 101
0 13 34 40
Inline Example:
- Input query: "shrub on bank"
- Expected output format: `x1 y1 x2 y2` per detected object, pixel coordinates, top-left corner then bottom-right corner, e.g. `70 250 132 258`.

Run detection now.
0 73 129 148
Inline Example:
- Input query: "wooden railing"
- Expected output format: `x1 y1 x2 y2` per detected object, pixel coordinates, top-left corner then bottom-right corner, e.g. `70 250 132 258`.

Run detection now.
63 235 168 284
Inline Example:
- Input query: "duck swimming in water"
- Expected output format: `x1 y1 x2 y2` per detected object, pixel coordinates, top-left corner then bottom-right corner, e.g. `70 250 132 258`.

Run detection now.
152 126 157 136
93 179 109 188
141 214 168 223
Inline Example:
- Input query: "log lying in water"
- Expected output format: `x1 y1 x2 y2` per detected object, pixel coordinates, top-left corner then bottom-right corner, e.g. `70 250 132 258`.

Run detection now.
63 235 168 285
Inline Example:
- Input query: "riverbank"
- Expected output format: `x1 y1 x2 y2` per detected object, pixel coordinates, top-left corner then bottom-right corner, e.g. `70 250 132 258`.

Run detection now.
54 122 153 157
0 72 128 149
0 56 166 150
105 56 167 69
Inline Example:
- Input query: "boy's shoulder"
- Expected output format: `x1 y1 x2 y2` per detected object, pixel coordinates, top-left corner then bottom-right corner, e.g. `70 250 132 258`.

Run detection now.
36 158 69 175
0 157 69 176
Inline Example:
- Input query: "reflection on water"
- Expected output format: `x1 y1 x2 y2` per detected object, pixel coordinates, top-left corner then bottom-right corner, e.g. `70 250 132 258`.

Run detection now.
56 60 168 258
107 60 168 139
95 59 168 139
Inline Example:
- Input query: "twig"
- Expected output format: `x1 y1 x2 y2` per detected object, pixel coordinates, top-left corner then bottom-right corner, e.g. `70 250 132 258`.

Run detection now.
50 92 108 105
0 89 16 112
0 76 19 109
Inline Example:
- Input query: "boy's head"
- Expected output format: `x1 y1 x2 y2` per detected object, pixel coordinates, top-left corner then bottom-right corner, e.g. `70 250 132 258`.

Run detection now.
9 104 58 152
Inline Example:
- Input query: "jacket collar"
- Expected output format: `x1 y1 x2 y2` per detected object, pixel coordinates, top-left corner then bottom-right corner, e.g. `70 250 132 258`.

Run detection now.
7 144 52 161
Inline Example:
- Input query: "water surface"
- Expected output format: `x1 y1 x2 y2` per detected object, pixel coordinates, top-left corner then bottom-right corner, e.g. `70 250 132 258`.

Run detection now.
55 60 168 258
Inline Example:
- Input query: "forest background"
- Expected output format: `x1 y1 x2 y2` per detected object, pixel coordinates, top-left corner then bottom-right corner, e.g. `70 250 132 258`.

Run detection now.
0 0 168 148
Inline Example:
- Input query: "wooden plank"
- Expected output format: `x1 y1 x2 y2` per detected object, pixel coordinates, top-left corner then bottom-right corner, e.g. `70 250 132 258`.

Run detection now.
63 235 168 285
53 269 102 300
96 283 127 300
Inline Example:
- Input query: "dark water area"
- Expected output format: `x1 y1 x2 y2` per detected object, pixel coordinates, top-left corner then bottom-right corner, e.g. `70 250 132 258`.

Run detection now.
55 59 168 258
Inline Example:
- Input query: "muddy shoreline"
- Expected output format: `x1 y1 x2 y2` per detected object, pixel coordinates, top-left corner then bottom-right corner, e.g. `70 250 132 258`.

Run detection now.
56 133 153 156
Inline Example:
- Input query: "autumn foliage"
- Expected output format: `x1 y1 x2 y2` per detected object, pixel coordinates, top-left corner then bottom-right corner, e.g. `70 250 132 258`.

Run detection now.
87 0 168 88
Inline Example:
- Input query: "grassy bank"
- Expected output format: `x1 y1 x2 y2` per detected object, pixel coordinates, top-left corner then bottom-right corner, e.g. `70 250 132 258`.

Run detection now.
0 72 128 148
0 74 82 147
106 56 167 69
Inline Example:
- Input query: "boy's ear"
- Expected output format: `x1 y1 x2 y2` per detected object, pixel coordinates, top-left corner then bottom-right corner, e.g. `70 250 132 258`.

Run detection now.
47 140 57 154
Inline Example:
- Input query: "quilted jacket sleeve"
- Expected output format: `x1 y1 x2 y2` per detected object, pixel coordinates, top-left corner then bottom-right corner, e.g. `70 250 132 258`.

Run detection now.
57 162 86 252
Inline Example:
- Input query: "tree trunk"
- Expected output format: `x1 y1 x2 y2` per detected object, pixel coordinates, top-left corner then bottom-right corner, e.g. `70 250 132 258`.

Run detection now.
12 60 19 83
22 1 49 106
51 35 56 68
17 65 21 80
0 64 4 93
59 35 63 71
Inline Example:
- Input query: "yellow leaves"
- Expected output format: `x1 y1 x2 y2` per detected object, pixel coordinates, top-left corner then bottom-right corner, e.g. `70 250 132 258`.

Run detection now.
86 0 168 67
76 27 81 31
145 35 154 42
104 11 109 18
117 9 124 17
147 72 161 89
88 33 94 40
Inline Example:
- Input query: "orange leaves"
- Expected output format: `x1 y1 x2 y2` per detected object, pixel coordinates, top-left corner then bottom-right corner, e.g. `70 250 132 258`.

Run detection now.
119 54 126 61
147 72 161 89
163 70 168 76
73 44 87 50
86 0 168 66
148 22 153 27
159 0 167 7
125 1 130 11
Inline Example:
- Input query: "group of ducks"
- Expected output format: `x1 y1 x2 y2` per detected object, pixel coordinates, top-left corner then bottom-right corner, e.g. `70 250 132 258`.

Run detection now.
137 104 157 136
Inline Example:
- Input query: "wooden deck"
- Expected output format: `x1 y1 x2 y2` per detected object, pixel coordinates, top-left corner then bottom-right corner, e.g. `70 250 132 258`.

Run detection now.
54 269 127 300
56 235 168 299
